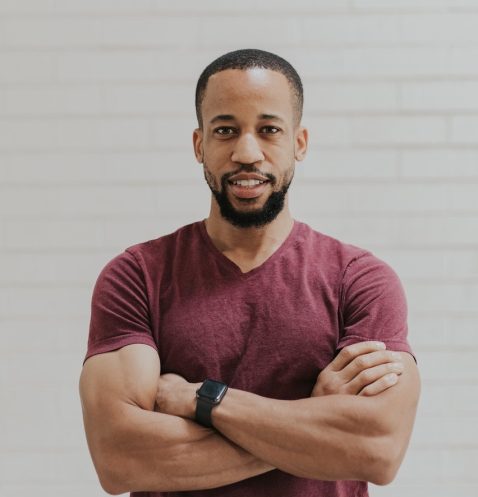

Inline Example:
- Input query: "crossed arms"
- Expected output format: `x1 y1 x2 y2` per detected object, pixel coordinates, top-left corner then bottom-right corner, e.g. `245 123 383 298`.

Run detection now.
79 341 420 495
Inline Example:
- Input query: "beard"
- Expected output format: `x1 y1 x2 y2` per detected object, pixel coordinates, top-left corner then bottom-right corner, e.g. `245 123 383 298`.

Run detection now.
203 163 294 229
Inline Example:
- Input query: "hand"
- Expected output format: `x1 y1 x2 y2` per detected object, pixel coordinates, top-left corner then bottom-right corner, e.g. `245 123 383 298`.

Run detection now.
155 373 201 419
311 341 404 397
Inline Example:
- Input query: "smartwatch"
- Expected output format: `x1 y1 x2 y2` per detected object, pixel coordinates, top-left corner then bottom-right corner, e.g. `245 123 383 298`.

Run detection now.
195 379 228 428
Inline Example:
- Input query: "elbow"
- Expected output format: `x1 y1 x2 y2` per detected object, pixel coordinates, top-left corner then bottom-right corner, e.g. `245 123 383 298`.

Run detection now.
363 437 403 486
96 458 128 495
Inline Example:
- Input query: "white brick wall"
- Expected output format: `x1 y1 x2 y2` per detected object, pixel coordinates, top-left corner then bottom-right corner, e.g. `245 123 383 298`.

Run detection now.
1 1 477 495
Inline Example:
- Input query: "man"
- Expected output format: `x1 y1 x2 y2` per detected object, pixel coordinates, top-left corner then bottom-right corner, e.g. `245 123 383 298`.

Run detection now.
79 49 420 497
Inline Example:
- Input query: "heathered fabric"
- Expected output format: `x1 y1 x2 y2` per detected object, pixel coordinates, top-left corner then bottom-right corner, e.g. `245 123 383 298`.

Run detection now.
84 219 414 497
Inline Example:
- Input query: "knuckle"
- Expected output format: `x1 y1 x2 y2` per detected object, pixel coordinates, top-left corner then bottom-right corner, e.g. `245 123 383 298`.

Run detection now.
360 370 374 383
355 355 369 368
341 346 354 360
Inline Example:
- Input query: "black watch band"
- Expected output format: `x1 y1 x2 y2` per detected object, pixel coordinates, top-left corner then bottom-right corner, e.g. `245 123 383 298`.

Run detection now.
195 379 228 428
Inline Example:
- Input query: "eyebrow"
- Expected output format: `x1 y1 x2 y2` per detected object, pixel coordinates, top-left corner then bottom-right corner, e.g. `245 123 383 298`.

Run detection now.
209 113 285 125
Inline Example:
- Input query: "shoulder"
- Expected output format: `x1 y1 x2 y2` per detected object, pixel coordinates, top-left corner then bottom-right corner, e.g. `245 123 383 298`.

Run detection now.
296 221 372 273
121 220 203 268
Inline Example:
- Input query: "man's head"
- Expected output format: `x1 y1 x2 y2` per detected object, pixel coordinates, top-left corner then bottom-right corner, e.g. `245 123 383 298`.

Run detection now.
193 49 307 229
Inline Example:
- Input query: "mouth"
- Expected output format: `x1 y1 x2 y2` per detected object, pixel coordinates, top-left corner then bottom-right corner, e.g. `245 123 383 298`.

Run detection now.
227 178 271 199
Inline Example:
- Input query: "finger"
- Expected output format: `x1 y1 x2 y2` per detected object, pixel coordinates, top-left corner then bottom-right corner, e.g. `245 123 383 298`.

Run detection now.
345 361 404 395
339 349 403 383
329 341 387 372
358 373 400 396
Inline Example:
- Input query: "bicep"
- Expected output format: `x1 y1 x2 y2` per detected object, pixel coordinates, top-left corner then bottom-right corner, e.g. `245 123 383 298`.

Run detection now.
79 344 160 452
372 352 420 446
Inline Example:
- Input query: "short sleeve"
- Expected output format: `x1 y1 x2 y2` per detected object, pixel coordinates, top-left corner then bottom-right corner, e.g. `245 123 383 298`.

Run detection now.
338 252 416 362
83 250 158 365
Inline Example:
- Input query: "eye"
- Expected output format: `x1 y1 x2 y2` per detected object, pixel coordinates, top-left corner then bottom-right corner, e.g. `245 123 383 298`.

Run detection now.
260 126 281 134
214 127 237 136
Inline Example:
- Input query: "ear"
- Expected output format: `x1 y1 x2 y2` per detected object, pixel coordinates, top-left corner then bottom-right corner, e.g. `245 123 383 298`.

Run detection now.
193 128 204 164
294 126 308 162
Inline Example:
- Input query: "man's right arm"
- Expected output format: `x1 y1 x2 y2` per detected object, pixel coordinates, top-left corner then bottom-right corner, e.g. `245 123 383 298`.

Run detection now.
79 343 273 495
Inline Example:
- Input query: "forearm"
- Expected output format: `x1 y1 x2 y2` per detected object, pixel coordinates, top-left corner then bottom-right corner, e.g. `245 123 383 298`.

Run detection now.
211 389 390 484
102 402 273 494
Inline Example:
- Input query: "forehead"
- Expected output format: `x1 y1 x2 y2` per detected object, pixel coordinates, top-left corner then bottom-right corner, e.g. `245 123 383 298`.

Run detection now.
201 68 294 121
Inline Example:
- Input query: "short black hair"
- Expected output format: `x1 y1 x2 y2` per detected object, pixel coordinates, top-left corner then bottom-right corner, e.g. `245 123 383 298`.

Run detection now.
195 48 303 129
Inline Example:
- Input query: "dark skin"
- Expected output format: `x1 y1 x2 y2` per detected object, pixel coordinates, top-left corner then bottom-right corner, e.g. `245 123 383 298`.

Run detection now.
79 68 419 494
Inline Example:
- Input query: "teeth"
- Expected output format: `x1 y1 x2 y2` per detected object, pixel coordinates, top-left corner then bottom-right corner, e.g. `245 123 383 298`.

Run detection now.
232 179 265 187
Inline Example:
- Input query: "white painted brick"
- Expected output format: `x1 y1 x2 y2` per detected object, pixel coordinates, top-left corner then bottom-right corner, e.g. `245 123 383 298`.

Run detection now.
103 83 193 115
419 383 478 418
0 53 57 83
445 316 478 347
1 150 199 183
449 184 478 212
0 118 151 151
101 16 199 47
294 46 449 78
302 15 401 45
372 248 446 279
407 315 447 348
350 116 447 145
353 0 466 10
306 83 399 113
198 17 302 48
153 0 350 12
57 50 204 83
0 484 107 497
3 318 90 353
153 117 203 149
0 185 163 218
3 220 103 249
0 253 105 284
384 448 444 482
302 117 350 146
0 0 153 14
3 85 103 116
450 47 478 76
304 213 478 248
451 116 478 144
3 18 102 48
0 288 91 319
371 484 478 497
407 281 478 313
444 250 478 279
417 350 478 381
295 182 450 214
401 13 478 43
444 450 478 481
396 215 478 247
400 150 478 179
302 149 399 180
197 17 302 48
0 449 96 484
413 416 478 448
302 215 401 247
401 81 478 111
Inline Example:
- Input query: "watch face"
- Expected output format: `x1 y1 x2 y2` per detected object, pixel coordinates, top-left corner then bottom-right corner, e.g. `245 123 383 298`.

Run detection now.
197 379 227 403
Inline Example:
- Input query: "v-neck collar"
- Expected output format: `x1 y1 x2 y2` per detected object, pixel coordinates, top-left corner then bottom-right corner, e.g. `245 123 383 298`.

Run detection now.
198 218 300 277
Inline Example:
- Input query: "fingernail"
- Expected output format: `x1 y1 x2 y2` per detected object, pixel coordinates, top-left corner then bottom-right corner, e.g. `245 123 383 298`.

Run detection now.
376 342 386 349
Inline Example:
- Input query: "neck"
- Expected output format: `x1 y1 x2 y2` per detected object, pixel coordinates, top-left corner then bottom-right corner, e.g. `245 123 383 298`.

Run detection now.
204 197 294 258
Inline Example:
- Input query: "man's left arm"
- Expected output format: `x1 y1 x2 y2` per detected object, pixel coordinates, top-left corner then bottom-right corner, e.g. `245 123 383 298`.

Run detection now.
209 351 420 485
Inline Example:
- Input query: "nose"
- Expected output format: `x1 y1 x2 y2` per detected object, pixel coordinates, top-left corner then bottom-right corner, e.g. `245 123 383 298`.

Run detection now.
231 132 265 165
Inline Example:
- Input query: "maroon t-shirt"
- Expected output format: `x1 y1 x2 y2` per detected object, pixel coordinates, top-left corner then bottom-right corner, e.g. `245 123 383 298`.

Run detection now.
84 219 414 497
